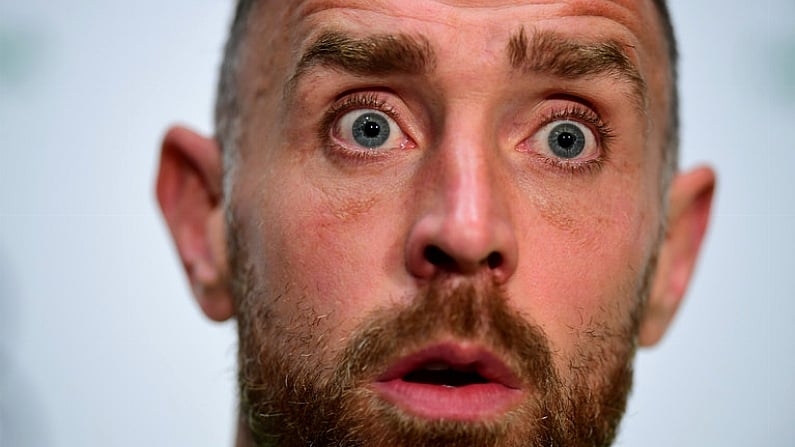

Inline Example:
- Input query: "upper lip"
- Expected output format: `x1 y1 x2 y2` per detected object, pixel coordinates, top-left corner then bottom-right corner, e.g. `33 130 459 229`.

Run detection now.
376 341 522 389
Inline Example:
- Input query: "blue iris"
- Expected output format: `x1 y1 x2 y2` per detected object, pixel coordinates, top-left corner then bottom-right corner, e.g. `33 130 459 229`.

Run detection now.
548 122 585 159
352 112 390 149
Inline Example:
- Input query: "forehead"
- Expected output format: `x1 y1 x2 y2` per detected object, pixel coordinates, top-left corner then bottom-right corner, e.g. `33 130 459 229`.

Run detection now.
247 0 669 96
281 0 663 48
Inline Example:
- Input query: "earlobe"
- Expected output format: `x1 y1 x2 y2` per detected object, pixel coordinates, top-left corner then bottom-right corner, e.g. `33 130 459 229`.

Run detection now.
156 125 234 322
639 166 716 347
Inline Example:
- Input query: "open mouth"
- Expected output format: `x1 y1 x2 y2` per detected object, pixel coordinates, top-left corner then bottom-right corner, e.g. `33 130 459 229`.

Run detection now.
373 343 524 421
402 361 491 387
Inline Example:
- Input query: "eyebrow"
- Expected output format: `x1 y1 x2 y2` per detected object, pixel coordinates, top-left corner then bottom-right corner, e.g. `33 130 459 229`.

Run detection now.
287 30 435 94
508 28 647 106
286 27 646 107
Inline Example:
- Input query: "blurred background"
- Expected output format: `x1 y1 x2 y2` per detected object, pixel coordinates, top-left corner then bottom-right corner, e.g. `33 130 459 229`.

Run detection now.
0 1 792 445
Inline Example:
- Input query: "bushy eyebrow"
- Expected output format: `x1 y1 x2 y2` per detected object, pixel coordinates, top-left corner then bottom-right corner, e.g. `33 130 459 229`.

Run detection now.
286 27 646 109
286 30 435 95
508 28 647 107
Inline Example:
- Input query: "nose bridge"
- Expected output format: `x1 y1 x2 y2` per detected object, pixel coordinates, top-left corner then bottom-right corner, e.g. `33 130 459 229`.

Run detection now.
405 110 518 283
439 129 499 243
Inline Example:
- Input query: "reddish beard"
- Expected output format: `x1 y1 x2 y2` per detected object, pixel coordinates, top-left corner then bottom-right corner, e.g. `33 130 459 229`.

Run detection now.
235 276 637 447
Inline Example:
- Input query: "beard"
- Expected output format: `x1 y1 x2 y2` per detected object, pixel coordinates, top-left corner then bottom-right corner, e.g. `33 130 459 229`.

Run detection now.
227 207 649 447
232 266 641 447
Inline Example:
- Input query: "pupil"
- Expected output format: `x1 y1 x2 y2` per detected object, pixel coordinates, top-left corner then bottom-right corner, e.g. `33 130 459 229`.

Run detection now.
548 122 586 159
352 112 390 148
557 132 576 149
363 121 381 138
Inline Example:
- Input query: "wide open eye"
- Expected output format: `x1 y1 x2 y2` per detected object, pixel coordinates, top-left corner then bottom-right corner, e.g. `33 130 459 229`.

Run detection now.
535 120 597 160
335 109 408 151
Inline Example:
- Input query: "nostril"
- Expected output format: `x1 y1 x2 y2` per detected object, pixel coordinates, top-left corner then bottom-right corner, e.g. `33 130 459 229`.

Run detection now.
423 245 505 273
486 252 503 270
424 245 455 269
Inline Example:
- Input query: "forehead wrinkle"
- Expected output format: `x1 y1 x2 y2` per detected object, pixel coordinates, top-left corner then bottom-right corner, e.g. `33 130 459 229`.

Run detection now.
296 0 391 17
507 27 647 111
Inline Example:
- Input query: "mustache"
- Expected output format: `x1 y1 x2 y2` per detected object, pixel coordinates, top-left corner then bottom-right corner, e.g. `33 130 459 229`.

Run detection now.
334 278 558 391
238 277 635 446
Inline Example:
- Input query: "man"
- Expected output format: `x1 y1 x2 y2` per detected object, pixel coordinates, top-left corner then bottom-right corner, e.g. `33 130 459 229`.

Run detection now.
156 0 715 445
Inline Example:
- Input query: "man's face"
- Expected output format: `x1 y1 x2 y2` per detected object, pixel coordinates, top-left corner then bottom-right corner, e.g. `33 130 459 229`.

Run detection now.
205 0 675 445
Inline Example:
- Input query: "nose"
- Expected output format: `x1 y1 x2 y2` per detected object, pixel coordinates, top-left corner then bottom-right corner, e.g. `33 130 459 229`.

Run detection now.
405 136 518 284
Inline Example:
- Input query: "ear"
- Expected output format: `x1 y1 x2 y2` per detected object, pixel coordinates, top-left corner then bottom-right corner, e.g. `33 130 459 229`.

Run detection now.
639 166 716 347
156 125 234 322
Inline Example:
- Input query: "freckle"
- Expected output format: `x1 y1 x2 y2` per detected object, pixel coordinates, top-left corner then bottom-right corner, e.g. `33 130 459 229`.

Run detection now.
533 190 578 233
331 197 377 221
528 186 609 252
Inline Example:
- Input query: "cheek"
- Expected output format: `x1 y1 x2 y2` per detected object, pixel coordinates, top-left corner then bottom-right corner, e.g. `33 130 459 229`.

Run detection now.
509 170 658 364
244 171 408 345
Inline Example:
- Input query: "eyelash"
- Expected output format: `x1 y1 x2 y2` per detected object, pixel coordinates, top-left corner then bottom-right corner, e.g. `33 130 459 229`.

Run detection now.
321 94 616 173
533 105 616 175
320 92 404 162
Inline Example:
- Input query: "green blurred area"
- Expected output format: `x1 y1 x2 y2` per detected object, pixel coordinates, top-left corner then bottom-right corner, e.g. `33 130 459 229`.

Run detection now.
770 38 795 105
0 24 45 89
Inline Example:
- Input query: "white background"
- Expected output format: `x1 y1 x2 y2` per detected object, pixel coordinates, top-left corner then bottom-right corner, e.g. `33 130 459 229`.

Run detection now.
1 1 793 445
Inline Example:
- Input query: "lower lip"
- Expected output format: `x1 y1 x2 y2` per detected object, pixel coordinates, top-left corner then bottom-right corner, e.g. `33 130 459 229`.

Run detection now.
373 380 523 421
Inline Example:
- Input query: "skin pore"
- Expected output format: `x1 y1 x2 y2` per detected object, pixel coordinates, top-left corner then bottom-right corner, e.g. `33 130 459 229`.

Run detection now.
156 1 715 446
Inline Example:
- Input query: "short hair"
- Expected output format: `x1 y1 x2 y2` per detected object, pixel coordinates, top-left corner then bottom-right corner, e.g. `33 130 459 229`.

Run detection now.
214 0 256 186
215 0 679 189
650 0 680 191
